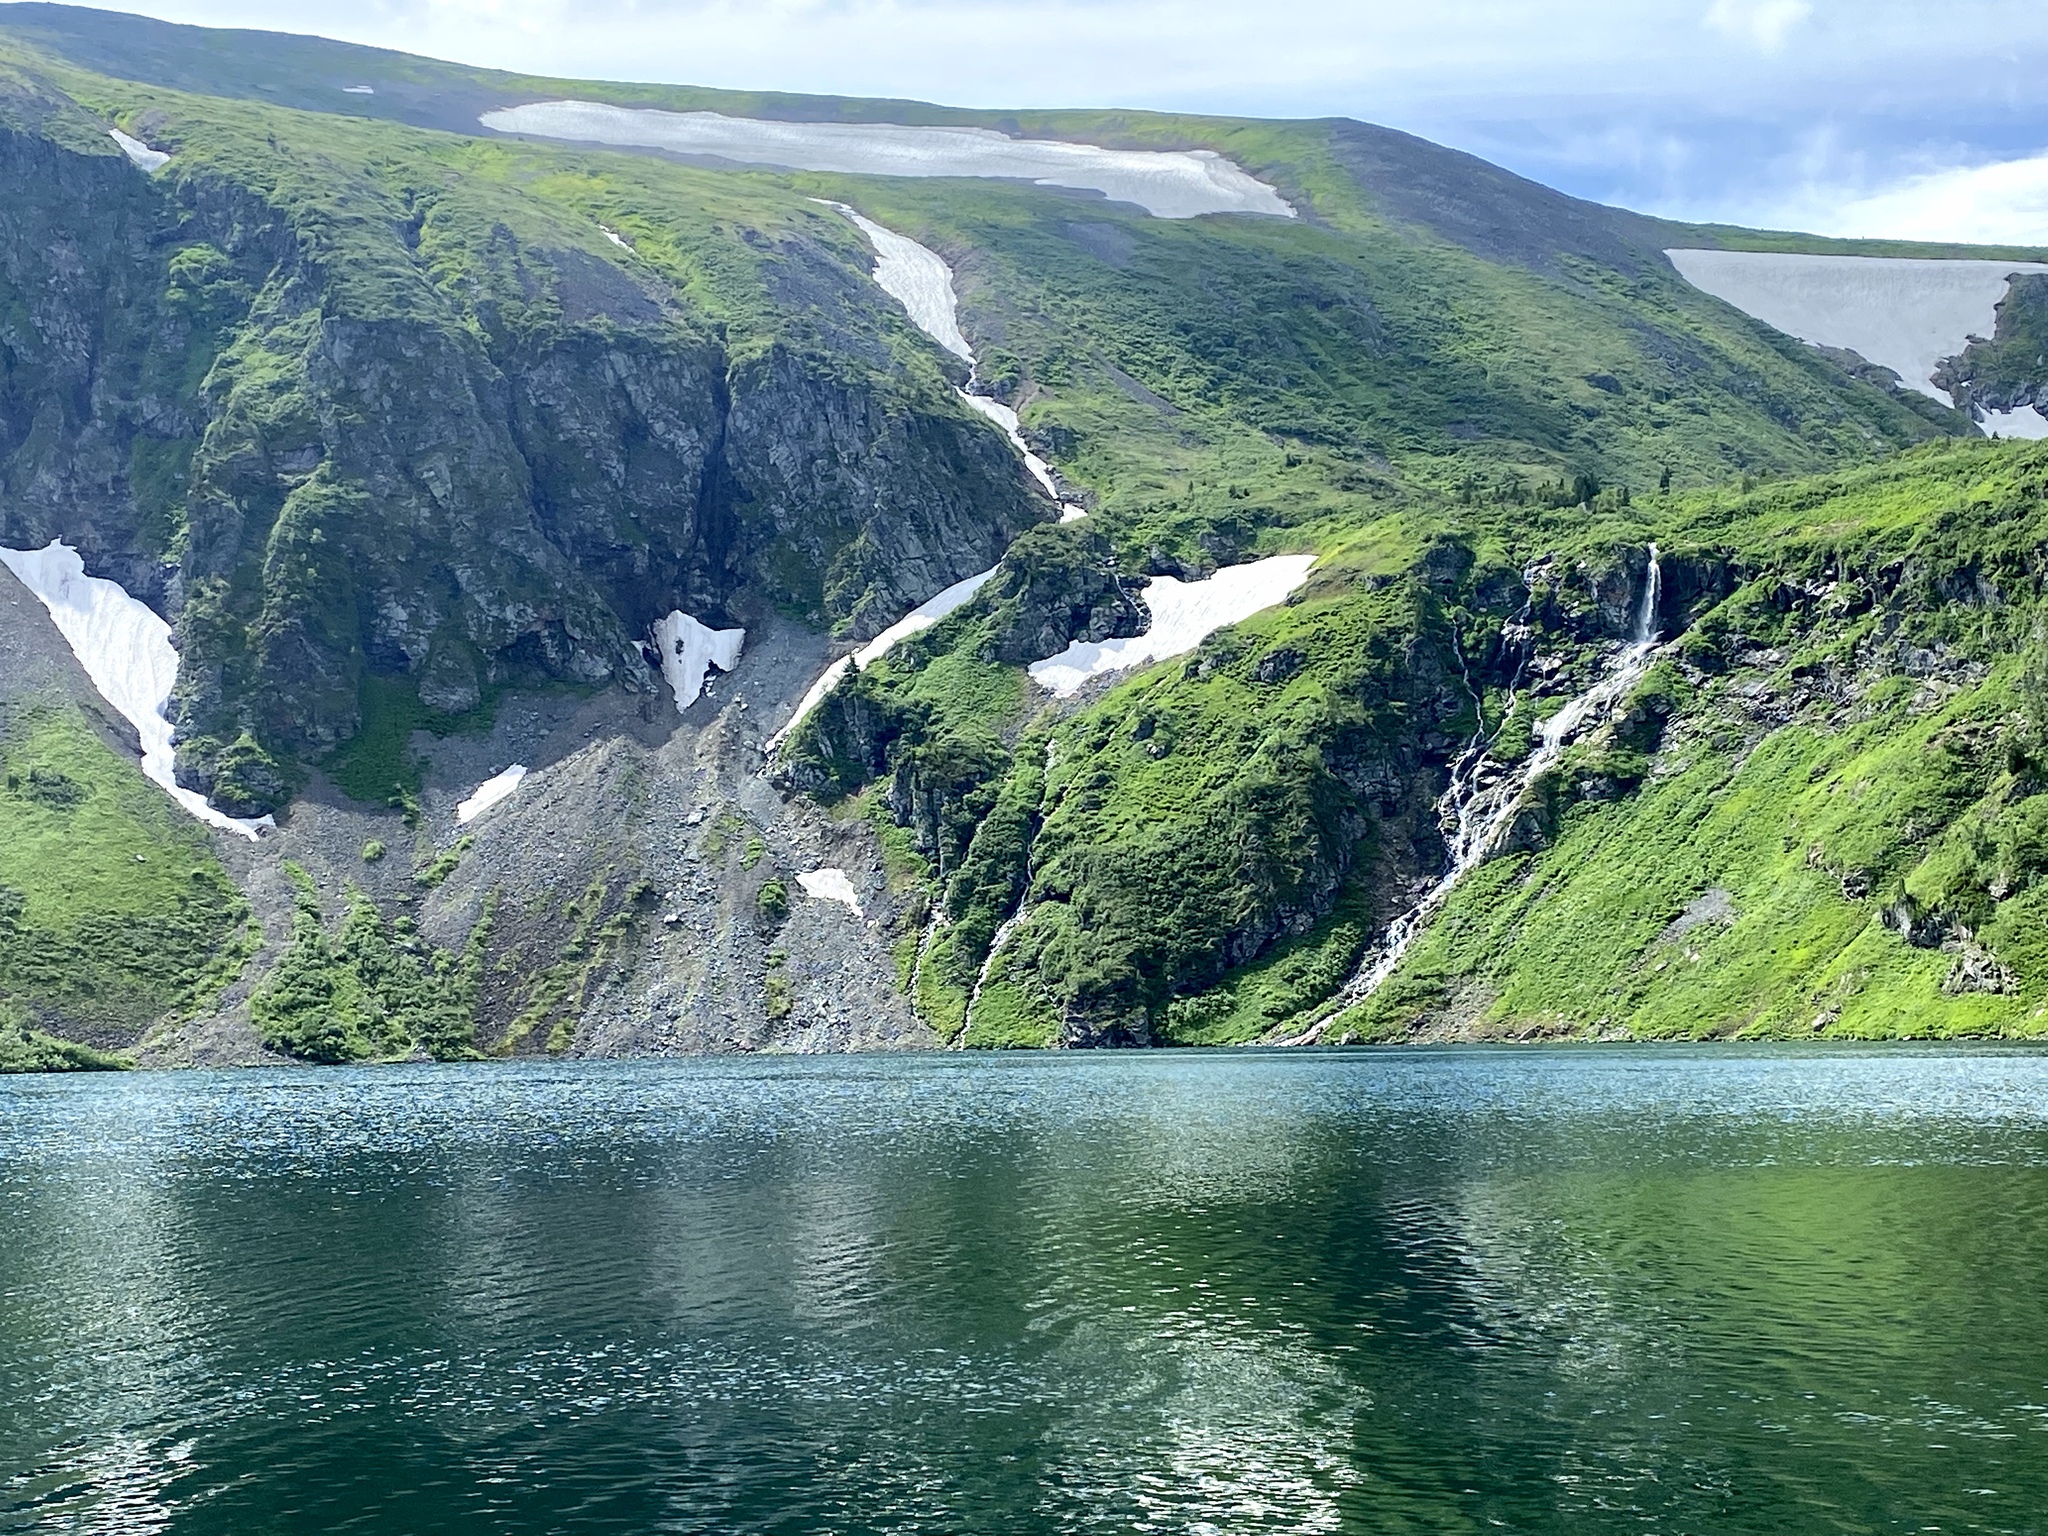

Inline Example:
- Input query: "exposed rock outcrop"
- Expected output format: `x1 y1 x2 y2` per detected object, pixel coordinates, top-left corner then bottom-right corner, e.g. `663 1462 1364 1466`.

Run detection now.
0 117 1048 811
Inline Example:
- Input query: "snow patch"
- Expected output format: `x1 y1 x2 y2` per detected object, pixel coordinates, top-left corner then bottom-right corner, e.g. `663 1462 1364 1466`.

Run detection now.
456 764 526 824
0 540 270 839
821 201 971 359
342 85 376 95
598 224 632 251
818 201 1084 515
765 568 999 755
1028 554 1316 698
108 128 168 172
1981 404 2048 440
853 567 999 670
765 204 1107 758
797 868 864 914
1665 248 2048 402
653 611 745 713
481 103 1294 220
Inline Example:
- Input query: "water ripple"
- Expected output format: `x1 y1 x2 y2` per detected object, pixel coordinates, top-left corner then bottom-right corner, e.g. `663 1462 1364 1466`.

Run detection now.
4 1046 2048 1534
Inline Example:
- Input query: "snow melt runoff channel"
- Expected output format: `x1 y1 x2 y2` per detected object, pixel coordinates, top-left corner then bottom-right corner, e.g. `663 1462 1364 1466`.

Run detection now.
1 541 271 839
766 204 1073 754
769 205 1314 753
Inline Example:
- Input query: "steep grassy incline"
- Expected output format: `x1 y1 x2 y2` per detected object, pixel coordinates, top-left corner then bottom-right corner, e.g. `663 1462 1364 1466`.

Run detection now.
0 566 248 1066
789 441 2048 1047
1344 440 2048 1042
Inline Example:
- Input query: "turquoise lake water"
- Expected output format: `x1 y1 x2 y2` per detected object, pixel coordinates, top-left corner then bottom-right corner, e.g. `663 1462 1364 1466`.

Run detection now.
4 1047 2047 1534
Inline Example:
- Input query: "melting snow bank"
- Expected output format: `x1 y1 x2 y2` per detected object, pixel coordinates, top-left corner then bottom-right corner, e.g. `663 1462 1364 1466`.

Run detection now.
653 611 744 713
854 567 999 669
0 541 270 839
765 201 1100 758
1665 248 2048 403
769 658 851 758
818 201 1084 514
959 392 1065 502
1029 555 1317 698
482 103 1293 220
797 868 864 914
108 128 168 172
822 202 971 359
1983 404 2048 440
766 568 998 755
456 765 527 824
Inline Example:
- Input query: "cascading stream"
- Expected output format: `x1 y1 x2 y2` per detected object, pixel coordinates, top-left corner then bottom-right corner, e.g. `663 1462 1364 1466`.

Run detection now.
1322 546 1664 1018
968 910 1028 1014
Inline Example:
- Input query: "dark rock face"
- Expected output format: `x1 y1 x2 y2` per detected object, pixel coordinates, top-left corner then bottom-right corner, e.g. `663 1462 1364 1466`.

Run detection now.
0 122 228 603
0 124 1048 804
724 346 1045 641
972 522 1148 665
1939 273 2048 418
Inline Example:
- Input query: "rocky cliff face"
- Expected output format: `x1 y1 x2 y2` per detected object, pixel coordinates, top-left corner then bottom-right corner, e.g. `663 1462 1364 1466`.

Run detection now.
0 108 1049 814
0 117 224 600
1938 273 2048 417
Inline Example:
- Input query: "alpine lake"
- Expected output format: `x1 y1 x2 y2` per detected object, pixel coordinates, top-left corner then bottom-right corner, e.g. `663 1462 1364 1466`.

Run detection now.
5 1046 2047 1535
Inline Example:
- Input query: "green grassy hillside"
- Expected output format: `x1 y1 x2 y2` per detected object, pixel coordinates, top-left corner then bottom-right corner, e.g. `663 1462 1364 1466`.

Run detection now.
794 440 2048 1046
1344 440 2048 1042
0 37 1046 810
0 698 249 1060
4 5 2045 1055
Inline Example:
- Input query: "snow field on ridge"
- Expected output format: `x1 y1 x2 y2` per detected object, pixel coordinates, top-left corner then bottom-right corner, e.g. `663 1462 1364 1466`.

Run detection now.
0 540 270 839
1666 248 2048 437
483 103 1295 220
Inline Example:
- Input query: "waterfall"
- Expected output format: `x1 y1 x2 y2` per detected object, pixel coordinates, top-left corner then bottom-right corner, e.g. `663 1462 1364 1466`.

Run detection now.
1317 545 1664 1022
967 909 1028 1023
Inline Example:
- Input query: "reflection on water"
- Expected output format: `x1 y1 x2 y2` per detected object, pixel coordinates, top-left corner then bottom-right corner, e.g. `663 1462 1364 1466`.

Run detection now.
5 1048 2048 1534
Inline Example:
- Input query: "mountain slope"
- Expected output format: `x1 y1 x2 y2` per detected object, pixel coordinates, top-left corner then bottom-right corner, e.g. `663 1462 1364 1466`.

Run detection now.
1 5 2043 1062
1343 440 2048 1042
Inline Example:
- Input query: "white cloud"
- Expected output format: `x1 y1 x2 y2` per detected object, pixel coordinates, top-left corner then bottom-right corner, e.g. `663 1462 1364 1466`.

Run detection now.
1704 0 1812 51
1813 153 2048 244
44 1 2048 241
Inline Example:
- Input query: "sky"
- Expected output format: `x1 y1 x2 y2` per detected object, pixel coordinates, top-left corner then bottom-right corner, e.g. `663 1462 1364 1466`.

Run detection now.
66 0 2048 241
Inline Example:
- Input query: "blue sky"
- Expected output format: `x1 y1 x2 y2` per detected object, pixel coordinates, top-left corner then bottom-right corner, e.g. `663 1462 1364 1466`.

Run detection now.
90 0 2048 241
